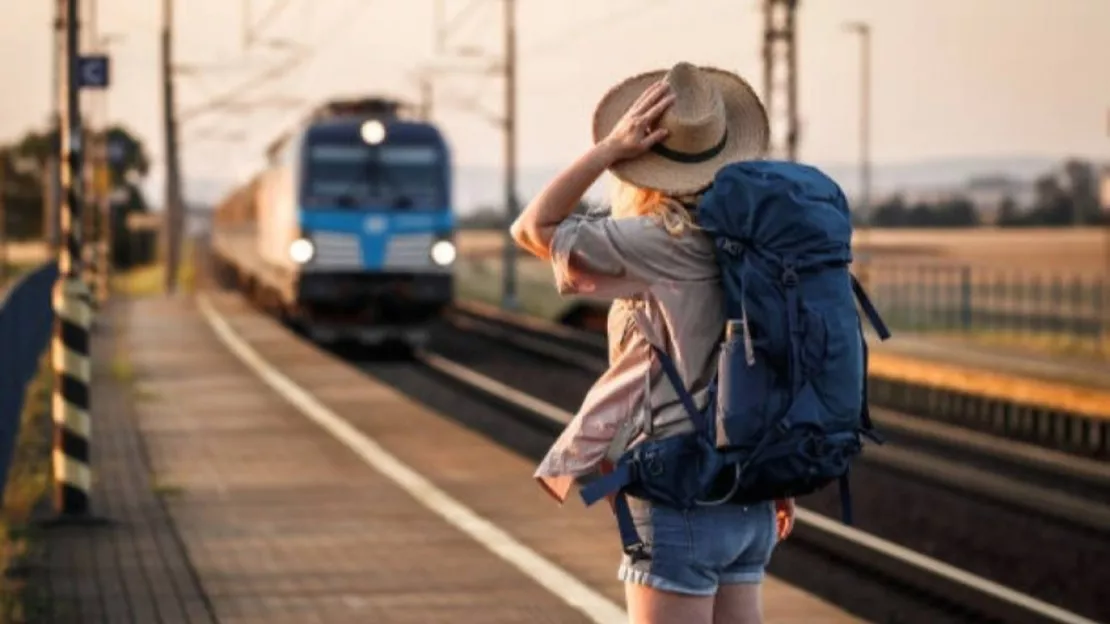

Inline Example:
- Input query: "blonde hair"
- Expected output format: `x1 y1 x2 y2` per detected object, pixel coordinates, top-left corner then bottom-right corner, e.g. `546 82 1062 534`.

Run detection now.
609 178 704 236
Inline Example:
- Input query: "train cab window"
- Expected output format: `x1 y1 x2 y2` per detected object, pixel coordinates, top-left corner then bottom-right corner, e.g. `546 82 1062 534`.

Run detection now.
302 141 447 210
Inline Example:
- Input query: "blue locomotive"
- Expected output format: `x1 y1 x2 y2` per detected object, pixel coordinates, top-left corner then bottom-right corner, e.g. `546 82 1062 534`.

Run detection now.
211 97 456 349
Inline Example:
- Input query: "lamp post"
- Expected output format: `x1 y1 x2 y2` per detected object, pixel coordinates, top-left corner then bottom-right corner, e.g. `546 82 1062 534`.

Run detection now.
423 0 518 310
1100 152 1110 357
844 20 871 288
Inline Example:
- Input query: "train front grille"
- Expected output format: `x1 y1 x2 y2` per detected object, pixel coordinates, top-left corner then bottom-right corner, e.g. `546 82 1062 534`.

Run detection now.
307 232 362 270
384 233 435 270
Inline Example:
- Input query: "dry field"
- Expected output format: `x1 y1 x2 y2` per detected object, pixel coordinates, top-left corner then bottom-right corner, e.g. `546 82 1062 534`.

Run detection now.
460 227 1109 276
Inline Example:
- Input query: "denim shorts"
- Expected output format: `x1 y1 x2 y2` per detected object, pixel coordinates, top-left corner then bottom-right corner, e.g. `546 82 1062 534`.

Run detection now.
617 496 778 596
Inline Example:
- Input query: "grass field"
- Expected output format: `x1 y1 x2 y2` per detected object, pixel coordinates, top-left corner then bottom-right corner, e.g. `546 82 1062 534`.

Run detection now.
111 238 198 298
113 259 196 297
0 357 53 622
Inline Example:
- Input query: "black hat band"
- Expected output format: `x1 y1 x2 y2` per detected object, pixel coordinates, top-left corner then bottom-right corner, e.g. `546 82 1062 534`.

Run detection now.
650 129 728 164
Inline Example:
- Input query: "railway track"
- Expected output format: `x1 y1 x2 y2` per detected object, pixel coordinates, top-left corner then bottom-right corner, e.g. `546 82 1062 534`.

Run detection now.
348 308 1107 623
446 302 1110 504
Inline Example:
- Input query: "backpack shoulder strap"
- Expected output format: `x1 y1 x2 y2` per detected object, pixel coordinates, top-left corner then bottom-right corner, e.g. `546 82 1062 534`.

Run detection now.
629 301 708 432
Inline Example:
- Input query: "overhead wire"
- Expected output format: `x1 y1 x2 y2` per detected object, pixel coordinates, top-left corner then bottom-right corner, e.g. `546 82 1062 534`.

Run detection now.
248 0 296 43
520 0 676 60
177 0 374 126
186 0 381 161
426 0 679 120
438 0 492 51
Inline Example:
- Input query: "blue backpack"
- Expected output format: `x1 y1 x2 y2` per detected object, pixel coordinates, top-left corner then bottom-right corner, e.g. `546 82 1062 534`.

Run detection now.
579 161 892 562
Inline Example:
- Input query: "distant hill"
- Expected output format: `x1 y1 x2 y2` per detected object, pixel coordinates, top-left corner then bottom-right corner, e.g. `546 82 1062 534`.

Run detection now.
162 154 1071 215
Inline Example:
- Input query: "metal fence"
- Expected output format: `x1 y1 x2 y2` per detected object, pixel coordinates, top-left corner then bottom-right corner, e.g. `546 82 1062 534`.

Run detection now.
0 262 59 498
864 259 1107 357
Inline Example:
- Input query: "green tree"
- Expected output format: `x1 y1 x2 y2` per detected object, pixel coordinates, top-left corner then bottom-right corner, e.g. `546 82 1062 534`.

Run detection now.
1 145 48 240
932 196 979 227
996 195 1025 227
871 194 909 227
1 123 152 260
1062 158 1100 225
1026 173 1072 226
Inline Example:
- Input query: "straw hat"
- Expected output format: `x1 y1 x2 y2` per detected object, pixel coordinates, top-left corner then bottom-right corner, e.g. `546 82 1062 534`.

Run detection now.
592 62 770 196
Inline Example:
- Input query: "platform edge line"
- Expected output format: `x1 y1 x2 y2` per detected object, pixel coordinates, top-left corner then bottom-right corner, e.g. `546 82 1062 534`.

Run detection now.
196 294 627 624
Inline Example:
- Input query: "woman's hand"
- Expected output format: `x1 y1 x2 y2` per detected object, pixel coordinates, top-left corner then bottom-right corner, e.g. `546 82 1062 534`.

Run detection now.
775 498 796 541
598 80 676 163
509 81 673 260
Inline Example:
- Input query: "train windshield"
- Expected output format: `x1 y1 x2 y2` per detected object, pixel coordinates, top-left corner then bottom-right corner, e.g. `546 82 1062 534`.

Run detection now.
302 142 446 209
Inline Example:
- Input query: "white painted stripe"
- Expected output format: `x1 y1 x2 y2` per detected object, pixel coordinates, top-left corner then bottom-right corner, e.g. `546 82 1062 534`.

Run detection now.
53 451 92 492
796 509 1100 624
196 294 627 624
53 343 91 384
420 352 572 426
54 278 93 326
52 398 91 437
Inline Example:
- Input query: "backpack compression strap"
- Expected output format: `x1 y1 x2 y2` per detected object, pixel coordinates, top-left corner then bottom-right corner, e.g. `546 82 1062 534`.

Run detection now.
850 274 891 341
848 273 890 440
837 274 892 525
578 463 650 561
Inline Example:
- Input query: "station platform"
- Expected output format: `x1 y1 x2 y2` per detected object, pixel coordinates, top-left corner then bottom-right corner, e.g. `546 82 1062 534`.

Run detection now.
867 330 1110 391
27 290 862 623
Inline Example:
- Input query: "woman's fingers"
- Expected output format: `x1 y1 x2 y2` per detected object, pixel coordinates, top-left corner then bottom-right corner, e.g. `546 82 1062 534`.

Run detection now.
630 80 670 115
775 498 796 540
629 80 664 109
641 92 676 123
639 127 669 148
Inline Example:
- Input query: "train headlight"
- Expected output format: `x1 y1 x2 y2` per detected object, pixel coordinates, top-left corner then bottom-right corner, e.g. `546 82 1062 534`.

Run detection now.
360 120 386 145
289 237 315 264
430 239 456 266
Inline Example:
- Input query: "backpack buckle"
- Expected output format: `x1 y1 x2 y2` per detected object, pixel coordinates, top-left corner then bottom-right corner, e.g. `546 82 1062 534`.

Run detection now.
781 266 799 287
625 542 652 563
717 237 745 257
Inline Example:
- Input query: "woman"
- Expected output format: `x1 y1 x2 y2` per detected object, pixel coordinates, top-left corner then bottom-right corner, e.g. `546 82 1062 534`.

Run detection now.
510 63 796 623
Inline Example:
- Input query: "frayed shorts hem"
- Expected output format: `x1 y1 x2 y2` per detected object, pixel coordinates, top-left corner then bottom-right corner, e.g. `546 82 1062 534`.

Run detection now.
617 563 764 596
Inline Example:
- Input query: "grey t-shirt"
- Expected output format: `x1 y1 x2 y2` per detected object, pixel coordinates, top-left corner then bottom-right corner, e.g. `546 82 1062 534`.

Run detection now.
533 211 724 503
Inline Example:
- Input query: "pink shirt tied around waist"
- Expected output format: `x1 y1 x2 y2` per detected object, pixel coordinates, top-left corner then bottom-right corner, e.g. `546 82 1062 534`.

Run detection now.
532 211 725 503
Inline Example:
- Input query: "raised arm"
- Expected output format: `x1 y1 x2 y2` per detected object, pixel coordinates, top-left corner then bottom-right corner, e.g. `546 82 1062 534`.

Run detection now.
509 80 675 260
508 144 615 261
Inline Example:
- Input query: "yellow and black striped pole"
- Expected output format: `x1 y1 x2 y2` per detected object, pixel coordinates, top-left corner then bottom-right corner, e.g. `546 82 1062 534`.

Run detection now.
52 0 93 517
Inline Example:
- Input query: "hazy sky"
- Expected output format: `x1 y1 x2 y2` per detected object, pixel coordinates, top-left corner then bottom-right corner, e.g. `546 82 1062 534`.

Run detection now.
3 0 1109 203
